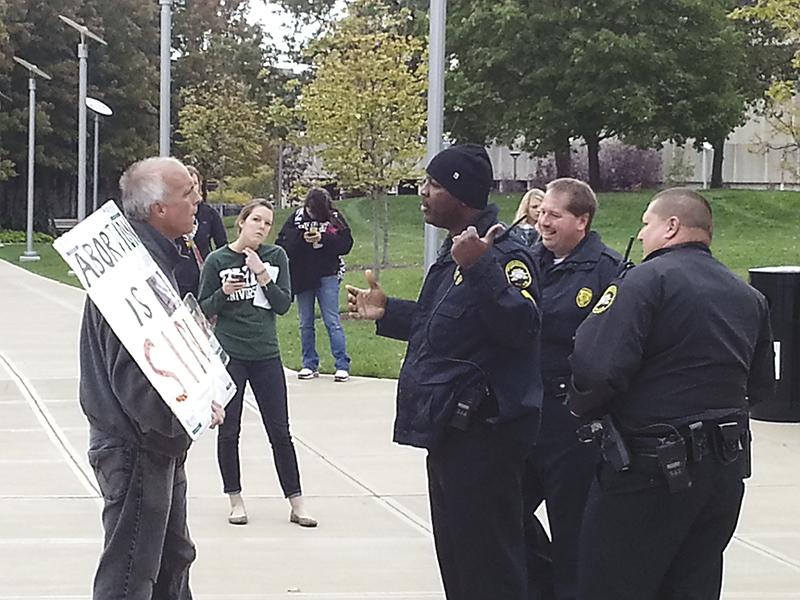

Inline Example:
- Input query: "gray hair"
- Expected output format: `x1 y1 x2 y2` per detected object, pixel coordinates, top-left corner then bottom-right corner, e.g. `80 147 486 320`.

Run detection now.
119 157 185 221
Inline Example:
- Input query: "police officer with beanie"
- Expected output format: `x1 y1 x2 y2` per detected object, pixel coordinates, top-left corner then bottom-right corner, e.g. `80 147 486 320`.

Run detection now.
567 188 775 600
347 144 543 599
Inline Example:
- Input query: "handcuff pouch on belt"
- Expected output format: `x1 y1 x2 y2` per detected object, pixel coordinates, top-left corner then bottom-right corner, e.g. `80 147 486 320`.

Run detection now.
714 419 751 479
624 415 752 494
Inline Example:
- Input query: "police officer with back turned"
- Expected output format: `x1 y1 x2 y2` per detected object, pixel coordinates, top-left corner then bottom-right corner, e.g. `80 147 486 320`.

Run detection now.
567 187 775 600
347 144 543 599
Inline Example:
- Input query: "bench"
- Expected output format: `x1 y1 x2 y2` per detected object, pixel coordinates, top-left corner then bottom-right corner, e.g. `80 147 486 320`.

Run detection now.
49 217 79 237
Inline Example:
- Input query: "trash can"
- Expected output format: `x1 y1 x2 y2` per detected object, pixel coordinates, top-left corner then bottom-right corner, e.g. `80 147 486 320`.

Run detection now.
748 266 800 422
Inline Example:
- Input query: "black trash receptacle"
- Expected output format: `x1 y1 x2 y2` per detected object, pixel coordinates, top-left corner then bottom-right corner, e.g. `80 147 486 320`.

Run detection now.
749 266 800 422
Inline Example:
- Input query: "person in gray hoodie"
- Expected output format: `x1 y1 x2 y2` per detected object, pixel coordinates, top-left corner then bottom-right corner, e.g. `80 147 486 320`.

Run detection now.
79 156 224 600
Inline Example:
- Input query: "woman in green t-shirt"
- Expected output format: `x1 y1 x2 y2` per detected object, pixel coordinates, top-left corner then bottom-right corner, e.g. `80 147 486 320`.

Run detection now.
198 199 316 527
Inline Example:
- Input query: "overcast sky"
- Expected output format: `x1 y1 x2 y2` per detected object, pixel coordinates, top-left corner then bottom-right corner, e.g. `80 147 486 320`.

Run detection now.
245 2 295 42
245 2 347 68
245 2 326 69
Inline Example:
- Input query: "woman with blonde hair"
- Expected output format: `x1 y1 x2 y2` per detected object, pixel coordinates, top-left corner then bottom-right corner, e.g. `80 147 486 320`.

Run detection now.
510 188 545 247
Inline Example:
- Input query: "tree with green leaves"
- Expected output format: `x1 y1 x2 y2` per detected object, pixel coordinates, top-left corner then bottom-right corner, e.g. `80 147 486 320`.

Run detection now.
446 0 776 190
731 0 800 175
0 0 162 228
296 0 427 272
0 0 14 181
176 77 266 189
172 0 287 195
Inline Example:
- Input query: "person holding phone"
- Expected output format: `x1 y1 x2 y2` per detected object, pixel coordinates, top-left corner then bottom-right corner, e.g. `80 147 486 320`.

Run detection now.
198 198 316 528
276 187 354 382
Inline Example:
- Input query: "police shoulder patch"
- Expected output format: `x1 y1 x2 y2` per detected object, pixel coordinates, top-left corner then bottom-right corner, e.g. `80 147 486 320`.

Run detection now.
504 259 533 290
576 287 593 308
592 284 618 314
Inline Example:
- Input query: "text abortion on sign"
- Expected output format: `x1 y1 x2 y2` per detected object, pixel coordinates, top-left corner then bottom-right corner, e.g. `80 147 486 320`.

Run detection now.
54 201 234 439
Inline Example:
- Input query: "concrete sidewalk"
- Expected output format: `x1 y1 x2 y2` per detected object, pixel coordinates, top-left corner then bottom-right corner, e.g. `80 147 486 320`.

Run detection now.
1 258 799 599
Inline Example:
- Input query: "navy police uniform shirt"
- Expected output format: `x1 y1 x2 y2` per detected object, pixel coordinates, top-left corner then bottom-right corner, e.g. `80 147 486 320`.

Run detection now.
530 231 623 445
531 231 623 392
567 242 776 429
377 205 544 450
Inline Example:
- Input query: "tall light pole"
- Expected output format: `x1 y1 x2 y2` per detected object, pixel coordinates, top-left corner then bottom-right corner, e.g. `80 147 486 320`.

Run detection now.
59 15 107 222
160 0 173 157
86 97 113 213
509 149 521 181
424 0 447 272
12 56 51 263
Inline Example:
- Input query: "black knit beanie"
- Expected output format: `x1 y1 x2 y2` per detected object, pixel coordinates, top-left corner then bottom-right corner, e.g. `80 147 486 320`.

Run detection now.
425 144 493 209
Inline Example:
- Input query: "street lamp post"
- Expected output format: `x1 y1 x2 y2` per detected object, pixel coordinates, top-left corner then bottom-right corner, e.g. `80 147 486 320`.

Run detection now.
424 0 447 272
86 97 113 213
59 15 107 222
701 141 713 190
160 0 173 157
509 149 521 182
12 56 51 263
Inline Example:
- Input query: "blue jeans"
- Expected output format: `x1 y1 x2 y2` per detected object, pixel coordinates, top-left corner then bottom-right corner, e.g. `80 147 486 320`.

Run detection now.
296 275 351 371
217 356 302 498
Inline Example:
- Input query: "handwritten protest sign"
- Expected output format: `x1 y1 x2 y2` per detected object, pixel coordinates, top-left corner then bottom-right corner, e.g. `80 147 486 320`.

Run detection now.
53 201 235 439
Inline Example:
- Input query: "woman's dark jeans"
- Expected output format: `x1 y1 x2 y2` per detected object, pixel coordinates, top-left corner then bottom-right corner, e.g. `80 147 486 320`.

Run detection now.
217 356 302 498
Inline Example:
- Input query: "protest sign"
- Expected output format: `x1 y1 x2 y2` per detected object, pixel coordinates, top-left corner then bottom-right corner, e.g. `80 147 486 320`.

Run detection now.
53 201 235 439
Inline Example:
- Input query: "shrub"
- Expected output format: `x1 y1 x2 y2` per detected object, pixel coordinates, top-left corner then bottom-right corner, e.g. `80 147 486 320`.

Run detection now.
573 142 662 191
0 229 54 244
207 189 252 205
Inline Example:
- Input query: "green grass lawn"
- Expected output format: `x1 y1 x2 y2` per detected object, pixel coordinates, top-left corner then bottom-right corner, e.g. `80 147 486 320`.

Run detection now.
2 189 798 378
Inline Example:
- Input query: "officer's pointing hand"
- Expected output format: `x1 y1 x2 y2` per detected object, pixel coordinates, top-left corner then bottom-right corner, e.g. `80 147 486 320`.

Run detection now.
345 269 387 321
451 224 504 268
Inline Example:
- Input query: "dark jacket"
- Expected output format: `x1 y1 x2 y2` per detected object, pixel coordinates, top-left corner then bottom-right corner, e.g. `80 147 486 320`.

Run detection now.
79 220 192 457
531 231 624 443
175 202 228 298
531 231 624 385
275 207 353 295
508 224 540 248
568 242 776 429
377 205 543 449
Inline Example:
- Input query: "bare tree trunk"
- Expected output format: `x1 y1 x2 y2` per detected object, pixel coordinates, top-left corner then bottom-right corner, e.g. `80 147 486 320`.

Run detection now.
381 193 390 268
711 137 725 189
371 189 381 277
585 133 602 191
554 134 572 177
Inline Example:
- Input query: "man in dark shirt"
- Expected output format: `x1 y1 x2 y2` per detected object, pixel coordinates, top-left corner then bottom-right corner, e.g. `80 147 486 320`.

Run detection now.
567 188 775 600
347 144 543 599
175 165 228 298
80 157 225 599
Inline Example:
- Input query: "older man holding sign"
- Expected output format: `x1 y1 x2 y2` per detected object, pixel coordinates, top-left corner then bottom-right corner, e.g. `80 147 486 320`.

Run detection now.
55 157 228 600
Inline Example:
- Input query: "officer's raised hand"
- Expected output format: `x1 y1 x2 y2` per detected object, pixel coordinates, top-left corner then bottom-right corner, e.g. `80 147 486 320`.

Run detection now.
346 269 387 320
451 224 505 268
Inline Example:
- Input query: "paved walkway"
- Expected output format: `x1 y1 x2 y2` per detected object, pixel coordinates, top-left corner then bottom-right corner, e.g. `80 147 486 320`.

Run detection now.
0 258 799 599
